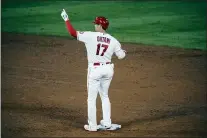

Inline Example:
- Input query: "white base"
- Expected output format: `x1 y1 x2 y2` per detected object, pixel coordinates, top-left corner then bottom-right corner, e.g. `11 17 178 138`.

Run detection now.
97 124 121 131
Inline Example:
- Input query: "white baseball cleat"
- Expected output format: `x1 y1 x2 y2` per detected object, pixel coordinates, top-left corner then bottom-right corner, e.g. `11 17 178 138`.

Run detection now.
98 120 121 131
84 125 97 132
100 120 112 129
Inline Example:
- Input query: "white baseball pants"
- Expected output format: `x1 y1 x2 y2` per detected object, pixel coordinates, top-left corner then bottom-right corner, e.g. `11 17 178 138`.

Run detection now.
87 63 114 129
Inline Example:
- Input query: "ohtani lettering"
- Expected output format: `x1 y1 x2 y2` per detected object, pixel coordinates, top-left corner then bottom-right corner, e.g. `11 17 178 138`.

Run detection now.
97 36 111 44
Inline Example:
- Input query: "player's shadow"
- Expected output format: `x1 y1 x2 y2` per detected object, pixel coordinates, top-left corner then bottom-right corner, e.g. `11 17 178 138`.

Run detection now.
120 105 207 128
2 102 86 137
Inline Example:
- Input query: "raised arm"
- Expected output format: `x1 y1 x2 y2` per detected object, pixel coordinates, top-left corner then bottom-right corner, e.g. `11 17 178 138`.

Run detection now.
61 9 77 38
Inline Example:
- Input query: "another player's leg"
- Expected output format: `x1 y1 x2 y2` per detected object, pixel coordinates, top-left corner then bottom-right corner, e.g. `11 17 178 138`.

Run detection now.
84 68 100 131
99 65 114 128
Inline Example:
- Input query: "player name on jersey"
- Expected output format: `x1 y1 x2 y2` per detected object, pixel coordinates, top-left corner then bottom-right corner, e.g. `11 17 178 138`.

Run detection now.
97 36 111 44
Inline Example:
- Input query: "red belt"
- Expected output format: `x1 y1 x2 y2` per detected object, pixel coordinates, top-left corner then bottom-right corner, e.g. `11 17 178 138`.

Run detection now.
93 62 111 66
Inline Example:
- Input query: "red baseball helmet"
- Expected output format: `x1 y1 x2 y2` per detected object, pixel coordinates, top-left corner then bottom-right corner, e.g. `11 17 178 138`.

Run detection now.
93 16 109 30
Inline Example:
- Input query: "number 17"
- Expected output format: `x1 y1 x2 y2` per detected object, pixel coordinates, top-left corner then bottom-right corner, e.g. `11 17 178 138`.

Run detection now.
96 43 108 56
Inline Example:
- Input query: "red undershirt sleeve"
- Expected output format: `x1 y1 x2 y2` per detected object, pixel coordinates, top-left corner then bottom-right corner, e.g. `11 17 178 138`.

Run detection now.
65 20 77 38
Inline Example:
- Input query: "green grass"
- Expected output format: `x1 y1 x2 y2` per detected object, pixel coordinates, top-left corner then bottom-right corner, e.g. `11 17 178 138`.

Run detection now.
2 0 206 50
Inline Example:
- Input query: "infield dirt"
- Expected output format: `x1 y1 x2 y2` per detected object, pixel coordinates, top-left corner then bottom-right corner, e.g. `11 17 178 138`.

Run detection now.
1 33 207 137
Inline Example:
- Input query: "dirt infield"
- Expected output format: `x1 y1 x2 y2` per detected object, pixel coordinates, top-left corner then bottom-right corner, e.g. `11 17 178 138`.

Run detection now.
1 32 207 137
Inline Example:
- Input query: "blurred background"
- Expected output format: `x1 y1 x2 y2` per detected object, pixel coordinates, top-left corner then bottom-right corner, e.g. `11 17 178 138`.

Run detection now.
2 0 206 50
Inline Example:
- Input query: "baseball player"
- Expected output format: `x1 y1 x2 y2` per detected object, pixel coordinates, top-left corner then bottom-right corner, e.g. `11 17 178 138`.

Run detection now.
61 9 126 131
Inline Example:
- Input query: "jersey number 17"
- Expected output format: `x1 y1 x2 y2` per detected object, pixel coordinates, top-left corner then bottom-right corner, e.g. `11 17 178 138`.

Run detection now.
96 43 108 56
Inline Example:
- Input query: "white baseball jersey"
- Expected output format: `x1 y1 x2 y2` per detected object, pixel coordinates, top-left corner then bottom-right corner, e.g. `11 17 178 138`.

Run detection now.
77 31 126 64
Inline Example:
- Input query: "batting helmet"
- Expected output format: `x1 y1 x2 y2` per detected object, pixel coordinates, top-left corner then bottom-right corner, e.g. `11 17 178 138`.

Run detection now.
93 16 109 30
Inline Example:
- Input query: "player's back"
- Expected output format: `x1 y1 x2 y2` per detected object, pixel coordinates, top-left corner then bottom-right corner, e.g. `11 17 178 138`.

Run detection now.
77 31 121 64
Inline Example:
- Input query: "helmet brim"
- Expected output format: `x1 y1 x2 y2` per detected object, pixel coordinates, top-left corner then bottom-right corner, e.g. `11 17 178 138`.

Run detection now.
92 21 98 24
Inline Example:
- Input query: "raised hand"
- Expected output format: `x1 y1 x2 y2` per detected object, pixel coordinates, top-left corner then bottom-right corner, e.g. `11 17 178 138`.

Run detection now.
61 9 69 21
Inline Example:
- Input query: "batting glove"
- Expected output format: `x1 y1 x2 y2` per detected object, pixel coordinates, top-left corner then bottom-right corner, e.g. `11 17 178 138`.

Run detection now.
61 9 69 21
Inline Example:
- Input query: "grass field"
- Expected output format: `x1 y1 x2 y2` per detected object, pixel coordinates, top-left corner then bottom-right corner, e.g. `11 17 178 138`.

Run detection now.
2 0 206 50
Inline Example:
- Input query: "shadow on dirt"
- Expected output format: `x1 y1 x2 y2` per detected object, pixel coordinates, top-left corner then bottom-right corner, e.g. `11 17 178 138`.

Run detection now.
1 102 86 137
121 105 207 127
2 102 86 126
